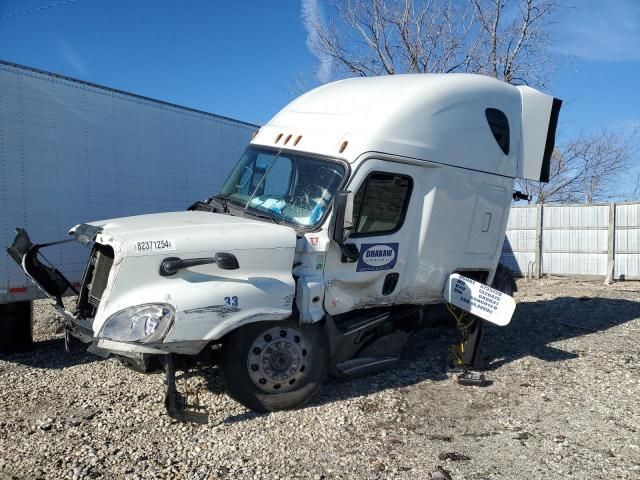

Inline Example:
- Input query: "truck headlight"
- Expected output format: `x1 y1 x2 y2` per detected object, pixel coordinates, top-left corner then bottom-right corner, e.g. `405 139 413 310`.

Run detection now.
100 304 174 344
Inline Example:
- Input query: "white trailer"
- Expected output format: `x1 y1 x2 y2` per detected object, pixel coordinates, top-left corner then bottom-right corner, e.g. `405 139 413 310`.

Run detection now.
0 60 257 350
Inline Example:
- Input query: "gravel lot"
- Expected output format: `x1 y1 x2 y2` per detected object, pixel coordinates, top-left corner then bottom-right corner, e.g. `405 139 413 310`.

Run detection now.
1 278 639 479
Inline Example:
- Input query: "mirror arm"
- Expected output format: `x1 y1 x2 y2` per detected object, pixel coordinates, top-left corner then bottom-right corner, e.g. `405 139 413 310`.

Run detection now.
338 240 359 263
330 191 359 262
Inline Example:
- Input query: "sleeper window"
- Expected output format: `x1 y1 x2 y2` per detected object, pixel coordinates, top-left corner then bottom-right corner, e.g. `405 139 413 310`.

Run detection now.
485 108 510 155
352 172 412 236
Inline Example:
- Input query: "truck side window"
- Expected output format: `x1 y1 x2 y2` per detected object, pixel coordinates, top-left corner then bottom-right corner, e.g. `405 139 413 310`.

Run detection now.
352 172 412 236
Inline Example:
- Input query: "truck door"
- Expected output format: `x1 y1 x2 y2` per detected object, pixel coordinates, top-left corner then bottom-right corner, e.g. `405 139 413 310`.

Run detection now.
323 159 420 315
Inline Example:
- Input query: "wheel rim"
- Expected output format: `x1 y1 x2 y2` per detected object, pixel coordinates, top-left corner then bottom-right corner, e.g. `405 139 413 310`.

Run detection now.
247 326 311 393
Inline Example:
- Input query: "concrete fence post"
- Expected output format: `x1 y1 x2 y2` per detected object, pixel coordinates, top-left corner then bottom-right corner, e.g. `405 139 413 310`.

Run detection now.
535 203 543 279
604 202 616 284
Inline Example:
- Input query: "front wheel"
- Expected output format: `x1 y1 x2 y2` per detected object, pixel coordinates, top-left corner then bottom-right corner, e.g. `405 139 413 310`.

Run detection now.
221 319 328 413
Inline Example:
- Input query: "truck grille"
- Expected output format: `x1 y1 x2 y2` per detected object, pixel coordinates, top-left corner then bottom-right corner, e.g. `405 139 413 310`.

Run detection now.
88 251 113 307
77 244 114 318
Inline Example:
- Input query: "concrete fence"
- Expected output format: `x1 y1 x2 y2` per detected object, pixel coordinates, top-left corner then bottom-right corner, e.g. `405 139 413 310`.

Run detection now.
500 202 640 280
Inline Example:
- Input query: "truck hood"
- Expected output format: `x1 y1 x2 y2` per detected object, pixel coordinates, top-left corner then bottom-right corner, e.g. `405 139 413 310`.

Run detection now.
8 210 298 351
72 211 296 256
8 210 295 314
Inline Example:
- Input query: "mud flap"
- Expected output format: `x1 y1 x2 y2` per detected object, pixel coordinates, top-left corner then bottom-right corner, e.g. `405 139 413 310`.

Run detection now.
7 228 78 308
454 317 484 370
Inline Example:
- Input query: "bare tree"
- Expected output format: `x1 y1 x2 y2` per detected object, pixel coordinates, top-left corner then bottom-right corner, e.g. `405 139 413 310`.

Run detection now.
307 0 559 87
303 0 637 203
517 129 636 203
633 174 640 200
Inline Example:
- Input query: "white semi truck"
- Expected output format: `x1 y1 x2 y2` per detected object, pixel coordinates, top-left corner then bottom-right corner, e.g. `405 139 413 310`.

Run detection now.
0 60 256 351
9 74 561 420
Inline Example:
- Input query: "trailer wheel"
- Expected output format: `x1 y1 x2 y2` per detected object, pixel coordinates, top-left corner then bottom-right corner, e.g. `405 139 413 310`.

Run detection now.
221 319 328 413
492 264 517 296
0 301 33 352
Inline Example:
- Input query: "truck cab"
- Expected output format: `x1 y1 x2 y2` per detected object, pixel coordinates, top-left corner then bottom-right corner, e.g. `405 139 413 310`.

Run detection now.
8 74 560 416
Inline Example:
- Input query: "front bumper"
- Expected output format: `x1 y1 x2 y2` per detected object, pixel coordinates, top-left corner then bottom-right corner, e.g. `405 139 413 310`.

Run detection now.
94 338 209 356
9 228 208 358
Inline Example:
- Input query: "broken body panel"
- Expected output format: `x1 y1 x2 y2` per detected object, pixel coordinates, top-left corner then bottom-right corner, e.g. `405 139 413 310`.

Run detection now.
11 212 297 356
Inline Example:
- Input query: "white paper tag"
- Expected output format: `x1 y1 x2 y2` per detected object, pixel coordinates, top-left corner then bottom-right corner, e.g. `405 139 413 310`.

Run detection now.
444 273 515 326
133 239 176 254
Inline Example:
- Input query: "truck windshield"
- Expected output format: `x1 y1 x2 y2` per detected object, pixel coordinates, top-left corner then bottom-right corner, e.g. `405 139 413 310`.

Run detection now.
219 147 346 228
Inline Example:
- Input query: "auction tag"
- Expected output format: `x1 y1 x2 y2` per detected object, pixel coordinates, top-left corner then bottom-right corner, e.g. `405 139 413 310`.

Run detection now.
444 273 515 326
133 239 176 254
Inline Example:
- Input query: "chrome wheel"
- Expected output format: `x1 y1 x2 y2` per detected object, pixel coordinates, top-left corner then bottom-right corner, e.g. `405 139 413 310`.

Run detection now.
246 326 311 393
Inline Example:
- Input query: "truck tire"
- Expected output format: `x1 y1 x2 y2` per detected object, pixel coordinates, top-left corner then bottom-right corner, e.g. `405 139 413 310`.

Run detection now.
0 301 33 352
221 319 329 413
492 264 517 296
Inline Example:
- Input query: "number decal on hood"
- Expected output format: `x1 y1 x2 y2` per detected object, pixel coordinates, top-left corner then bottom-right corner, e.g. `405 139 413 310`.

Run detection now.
224 296 239 307
133 239 177 253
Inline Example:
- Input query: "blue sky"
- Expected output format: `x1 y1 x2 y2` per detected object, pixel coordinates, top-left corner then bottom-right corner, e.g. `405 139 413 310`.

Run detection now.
0 0 638 151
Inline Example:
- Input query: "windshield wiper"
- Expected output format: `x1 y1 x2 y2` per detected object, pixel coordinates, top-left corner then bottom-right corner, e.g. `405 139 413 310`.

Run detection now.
187 200 215 212
188 196 232 214
209 195 230 213
245 209 285 225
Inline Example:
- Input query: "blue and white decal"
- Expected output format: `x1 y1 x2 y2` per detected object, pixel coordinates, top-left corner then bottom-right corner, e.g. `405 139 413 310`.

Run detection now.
356 243 399 272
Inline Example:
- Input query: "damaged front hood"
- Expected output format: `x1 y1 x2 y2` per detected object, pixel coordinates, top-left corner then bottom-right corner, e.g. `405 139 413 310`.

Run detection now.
70 210 296 257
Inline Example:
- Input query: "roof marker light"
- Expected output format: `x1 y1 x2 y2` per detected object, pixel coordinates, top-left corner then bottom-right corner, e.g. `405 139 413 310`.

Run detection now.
339 141 348 153
275 133 283 143
284 134 292 145
294 135 302 146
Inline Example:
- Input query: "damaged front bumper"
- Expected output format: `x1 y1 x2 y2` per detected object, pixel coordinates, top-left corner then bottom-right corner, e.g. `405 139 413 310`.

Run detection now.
7 227 204 357
7 228 80 310
9 228 213 423
8 227 101 346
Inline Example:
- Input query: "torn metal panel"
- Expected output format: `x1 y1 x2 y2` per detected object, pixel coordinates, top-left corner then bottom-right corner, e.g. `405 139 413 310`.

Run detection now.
184 305 241 317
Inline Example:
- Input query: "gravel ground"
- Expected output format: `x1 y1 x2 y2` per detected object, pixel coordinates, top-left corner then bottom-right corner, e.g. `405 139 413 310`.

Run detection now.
1 278 639 479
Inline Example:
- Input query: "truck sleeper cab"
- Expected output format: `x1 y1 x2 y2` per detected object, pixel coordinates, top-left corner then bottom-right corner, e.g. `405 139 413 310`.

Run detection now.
8 74 560 417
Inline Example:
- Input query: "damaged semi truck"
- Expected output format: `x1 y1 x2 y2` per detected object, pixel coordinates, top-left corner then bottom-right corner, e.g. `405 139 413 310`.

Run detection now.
8 74 561 418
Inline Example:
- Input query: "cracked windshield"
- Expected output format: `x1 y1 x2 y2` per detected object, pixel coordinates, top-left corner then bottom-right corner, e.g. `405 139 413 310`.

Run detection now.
219 147 346 228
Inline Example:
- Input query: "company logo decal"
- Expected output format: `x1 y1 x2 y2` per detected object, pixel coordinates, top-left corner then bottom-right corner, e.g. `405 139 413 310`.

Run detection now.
356 243 399 272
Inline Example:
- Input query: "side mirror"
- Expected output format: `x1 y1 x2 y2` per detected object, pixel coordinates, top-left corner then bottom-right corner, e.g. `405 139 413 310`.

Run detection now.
330 191 359 262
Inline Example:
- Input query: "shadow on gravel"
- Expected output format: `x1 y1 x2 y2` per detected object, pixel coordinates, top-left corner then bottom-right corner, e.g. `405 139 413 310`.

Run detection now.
0 337 101 369
2 296 638 421
308 296 640 410
482 296 640 369
166 295 640 423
